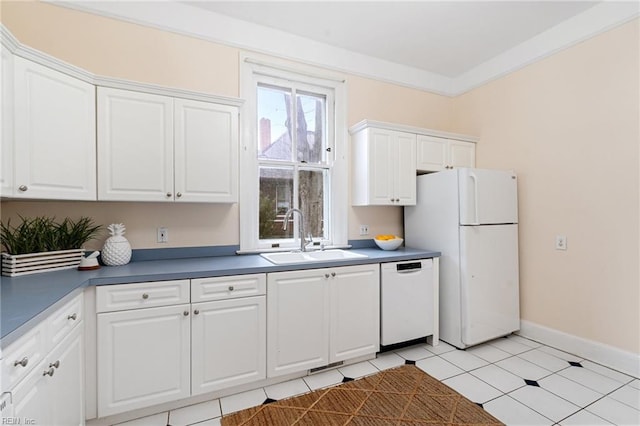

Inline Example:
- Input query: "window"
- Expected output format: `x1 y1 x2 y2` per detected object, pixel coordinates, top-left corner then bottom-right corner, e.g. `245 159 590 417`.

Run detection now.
240 56 347 252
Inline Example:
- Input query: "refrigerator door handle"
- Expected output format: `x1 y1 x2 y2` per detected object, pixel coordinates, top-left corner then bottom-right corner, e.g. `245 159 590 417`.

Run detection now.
469 172 480 225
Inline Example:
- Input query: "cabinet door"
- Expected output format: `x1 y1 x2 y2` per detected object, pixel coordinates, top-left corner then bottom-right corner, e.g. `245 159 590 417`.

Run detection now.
367 128 395 205
330 265 380 362
97 304 191 417
449 140 476 169
11 358 49 423
174 99 238 203
13 57 96 200
394 132 416 205
49 324 84 426
191 296 266 395
12 323 84 425
416 135 448 172
97 87 174 201
1 47 13 196
267 269 329 377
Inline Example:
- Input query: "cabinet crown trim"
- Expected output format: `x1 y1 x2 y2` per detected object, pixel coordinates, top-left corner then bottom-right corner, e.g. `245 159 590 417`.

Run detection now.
349 119 479 143
1 24 244 107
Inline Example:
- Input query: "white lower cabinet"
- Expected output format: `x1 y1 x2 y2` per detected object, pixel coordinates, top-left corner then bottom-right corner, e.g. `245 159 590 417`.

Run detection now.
191 296 266 395
10 296 85 425
267 264 379 378
97 303 191 417
96 275 266 417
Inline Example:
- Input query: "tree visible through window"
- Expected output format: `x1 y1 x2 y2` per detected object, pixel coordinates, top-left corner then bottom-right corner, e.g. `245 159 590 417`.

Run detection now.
257 82 330 245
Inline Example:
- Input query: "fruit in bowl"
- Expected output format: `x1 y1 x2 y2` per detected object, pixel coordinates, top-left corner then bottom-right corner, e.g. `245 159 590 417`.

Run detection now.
374 234 403 250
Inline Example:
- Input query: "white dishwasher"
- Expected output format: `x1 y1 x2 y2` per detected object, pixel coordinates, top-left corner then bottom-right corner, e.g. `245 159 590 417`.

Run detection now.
380 258 438 346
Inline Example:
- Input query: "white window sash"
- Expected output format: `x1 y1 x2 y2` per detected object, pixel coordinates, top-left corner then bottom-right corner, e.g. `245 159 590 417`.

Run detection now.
239 53 347 253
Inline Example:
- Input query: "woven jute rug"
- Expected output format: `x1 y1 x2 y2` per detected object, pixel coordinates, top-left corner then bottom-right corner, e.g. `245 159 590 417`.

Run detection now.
221 365 504 425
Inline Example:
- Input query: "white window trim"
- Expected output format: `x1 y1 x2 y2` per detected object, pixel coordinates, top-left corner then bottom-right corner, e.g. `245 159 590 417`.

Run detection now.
239 52 348 253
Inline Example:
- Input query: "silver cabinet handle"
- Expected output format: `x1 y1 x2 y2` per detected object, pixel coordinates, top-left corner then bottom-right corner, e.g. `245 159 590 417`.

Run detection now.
228 286 234 291
49 360 60 369
18 185 28 192
166 192 172 198
183 311 189 316
14 357 28 367
67 313 77 320
193 309 200 315
43 367 55 377
176 192 182 198
142 293 149 299
325 273 330 278
331 272 336 277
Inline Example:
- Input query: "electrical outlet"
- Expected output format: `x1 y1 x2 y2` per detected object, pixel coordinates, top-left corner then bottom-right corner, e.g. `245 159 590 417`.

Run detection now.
157 227 169 243
359 225 369 236
555 235 567 250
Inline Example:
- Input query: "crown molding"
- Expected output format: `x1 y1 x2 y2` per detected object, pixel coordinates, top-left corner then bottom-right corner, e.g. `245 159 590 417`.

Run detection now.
94 76 244 107
349 119 479 143
28 2 640 97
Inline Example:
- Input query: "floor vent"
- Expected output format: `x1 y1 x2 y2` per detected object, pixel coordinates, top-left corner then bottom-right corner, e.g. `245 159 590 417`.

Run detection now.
309 361 344 374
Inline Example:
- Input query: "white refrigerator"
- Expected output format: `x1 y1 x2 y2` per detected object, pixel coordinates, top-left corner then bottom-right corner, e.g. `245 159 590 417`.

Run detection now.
404 168 520 349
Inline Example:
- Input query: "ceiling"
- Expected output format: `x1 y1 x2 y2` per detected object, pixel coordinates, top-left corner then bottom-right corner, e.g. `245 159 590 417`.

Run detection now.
57 1 639 95
182 1 598 78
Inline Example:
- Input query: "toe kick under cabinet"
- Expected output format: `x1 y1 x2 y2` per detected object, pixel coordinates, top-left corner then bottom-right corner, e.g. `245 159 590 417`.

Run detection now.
95 275 266 417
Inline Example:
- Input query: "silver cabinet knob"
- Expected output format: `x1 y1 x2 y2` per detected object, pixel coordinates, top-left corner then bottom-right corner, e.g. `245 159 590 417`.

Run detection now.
142 293 149 299
176 192 182 198
228 286 234 291
331 272 336 277
183 311 189 316
14 357 28 367
166 192 172 198
49 360 60 369
324 273 330 278
43 367 55 377
194 309 200 315
67 313 77 320
18 185 28 192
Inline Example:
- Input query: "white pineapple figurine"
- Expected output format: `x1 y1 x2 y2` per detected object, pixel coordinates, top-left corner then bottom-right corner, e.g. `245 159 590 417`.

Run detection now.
101 223 132 266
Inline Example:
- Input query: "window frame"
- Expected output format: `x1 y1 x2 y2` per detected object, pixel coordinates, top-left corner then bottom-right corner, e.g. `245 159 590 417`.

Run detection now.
239 53 348 253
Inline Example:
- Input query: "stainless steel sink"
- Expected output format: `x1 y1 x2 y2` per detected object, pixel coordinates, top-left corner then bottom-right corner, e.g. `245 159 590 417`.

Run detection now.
260 249 368 265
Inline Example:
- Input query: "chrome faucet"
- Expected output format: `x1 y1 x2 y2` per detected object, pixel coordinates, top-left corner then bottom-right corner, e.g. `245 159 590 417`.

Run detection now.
283 208 310 252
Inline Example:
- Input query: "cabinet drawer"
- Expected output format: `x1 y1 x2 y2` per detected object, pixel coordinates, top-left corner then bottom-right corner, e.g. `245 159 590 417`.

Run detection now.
1 323 46 391
191 274 266 302
96 280 190 313
48 293 83 349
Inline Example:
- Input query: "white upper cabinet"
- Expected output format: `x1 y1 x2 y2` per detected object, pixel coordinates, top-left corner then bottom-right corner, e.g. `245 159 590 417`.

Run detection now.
351 126 416 206
1 46 14 197
97 88 174 202
416 135 476 172
350 120 477 206
98 87 239 203
174 99 238 203
12 57 96 200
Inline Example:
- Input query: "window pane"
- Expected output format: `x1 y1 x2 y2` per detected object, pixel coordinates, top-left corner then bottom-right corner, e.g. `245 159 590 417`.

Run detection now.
296 92 326 164
259 167 293 240
299 169 325 239
257 85 293 161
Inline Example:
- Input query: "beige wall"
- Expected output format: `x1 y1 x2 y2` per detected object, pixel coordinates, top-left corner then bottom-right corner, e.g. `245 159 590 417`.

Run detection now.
451 19 640 353
2 3 638 354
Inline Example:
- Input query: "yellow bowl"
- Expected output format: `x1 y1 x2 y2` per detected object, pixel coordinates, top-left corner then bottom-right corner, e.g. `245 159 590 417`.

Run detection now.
374 237 403 250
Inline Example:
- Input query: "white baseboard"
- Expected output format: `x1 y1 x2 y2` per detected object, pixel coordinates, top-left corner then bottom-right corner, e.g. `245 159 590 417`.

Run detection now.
518 320 640 378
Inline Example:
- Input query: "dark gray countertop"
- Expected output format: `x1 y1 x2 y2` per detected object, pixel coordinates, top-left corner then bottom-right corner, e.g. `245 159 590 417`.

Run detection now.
0 247 439 347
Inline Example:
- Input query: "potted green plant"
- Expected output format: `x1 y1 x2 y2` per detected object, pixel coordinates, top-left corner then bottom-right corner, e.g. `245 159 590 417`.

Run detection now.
1 216 102 276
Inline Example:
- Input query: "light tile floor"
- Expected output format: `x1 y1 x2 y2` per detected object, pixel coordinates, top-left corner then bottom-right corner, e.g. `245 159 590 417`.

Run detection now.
116 335 640 426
